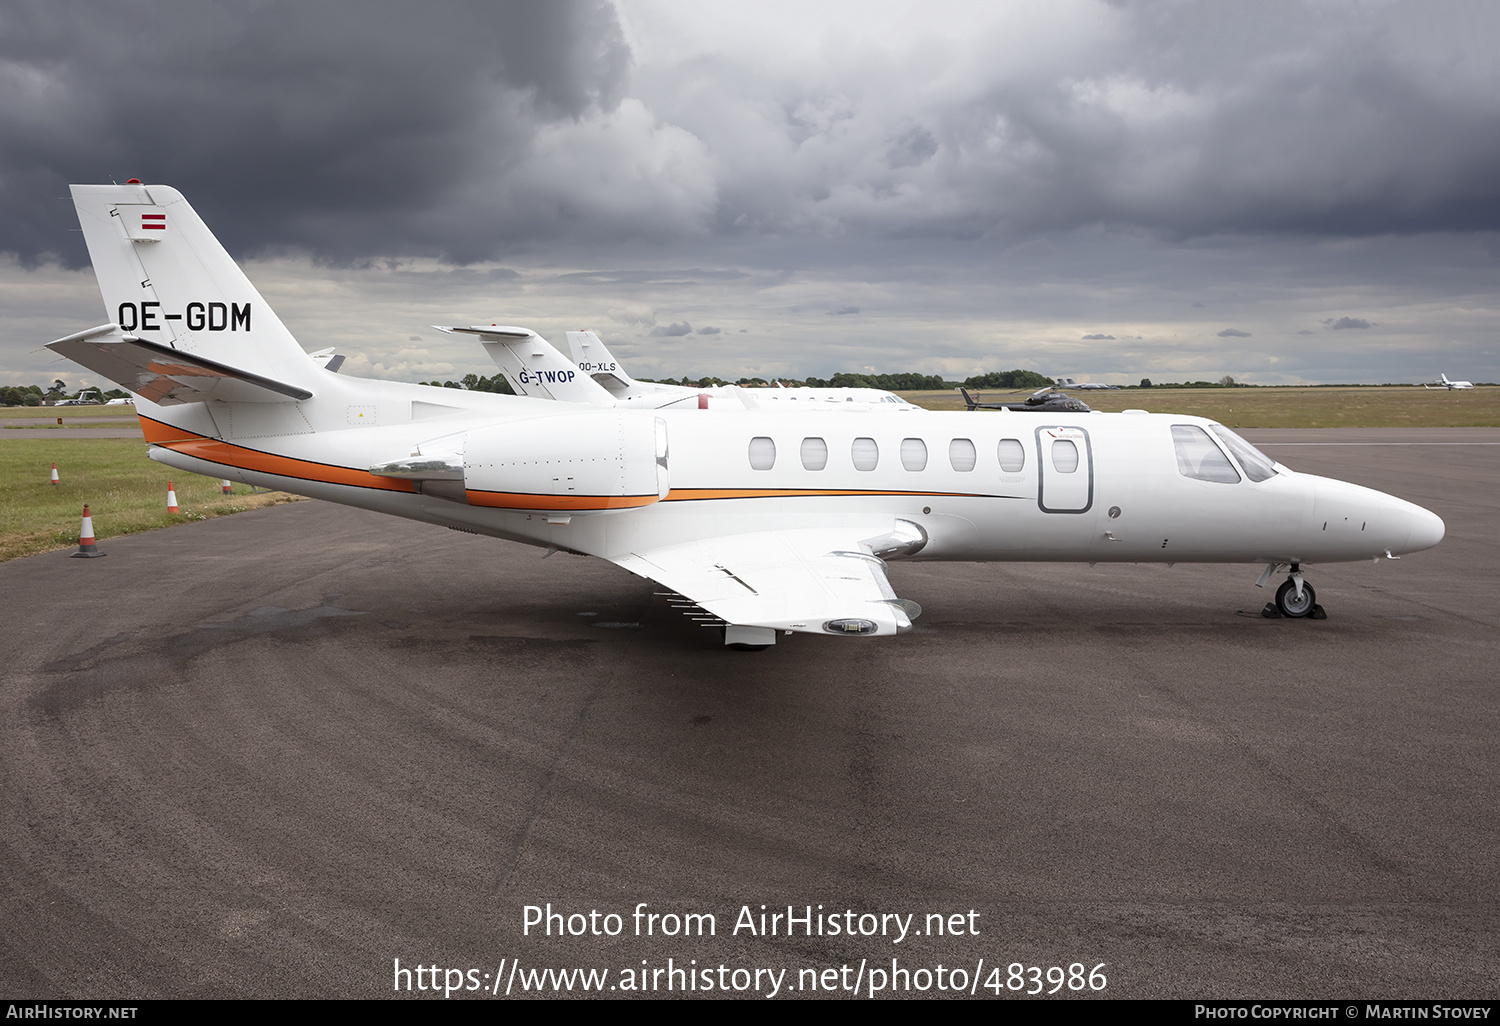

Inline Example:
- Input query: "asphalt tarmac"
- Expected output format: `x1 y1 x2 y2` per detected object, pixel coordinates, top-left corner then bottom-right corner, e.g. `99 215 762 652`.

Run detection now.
1 428 1495 1000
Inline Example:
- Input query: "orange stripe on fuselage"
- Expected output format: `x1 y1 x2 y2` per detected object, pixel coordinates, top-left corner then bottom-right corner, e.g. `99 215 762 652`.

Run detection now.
465 490 660 511
138 414 200 444
142 417 418 493
663 487 980 502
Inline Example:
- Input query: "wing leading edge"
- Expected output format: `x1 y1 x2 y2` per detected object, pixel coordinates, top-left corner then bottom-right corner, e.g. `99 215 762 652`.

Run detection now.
613 524 925 637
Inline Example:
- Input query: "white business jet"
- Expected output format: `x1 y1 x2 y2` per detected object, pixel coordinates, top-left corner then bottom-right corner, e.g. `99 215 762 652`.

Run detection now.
1425 374 1474 390
1056 377 1119 391
48 183 1444 647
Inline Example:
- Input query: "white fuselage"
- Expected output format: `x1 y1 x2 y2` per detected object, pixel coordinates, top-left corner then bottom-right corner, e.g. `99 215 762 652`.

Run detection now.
141 372 1443 570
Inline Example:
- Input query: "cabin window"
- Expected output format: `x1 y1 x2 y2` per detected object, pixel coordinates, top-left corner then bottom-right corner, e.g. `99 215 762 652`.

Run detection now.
748 436 777 471
1210 425 1276 482
852 437 879 471
1171 424 1240 483
997 438 1025 473
949 438 977 472
900 438 928 471
800 437 829 471
1051 439 1080 474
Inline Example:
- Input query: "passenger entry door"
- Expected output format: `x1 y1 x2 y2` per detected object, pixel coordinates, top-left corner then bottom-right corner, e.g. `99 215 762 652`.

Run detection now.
1036 426 1093 513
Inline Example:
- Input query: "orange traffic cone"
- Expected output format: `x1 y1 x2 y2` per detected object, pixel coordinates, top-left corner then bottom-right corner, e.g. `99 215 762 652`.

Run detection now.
71 505 105 558
166 481 180 513
50 463 60 486
221 479 232 495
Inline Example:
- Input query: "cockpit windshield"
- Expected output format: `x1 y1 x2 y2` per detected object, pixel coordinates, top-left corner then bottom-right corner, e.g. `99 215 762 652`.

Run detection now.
1209 424 1278 482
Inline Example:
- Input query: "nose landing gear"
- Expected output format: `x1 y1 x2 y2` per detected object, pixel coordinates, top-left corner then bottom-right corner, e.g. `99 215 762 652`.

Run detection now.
1275 577 1317 617
1256 563 1328 619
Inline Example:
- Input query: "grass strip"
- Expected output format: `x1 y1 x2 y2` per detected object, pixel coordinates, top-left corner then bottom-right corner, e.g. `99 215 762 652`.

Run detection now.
0 438 302 562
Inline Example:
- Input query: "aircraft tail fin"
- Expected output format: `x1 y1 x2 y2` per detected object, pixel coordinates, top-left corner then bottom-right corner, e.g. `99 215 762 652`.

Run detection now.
68 184 320 395
959 387 979 411
566 330 637 395
436 325 614 405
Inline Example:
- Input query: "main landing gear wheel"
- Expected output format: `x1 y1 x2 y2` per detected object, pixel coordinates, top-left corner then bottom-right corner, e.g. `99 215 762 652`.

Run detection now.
1275 578 1316 618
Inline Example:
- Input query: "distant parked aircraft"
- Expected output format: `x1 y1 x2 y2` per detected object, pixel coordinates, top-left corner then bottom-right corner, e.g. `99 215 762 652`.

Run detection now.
960 386 1091 413
1056 377 1119 391
1425 374 1474 390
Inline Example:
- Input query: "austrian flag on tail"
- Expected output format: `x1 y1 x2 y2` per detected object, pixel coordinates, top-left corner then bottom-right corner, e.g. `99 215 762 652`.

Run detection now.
115 204 167 241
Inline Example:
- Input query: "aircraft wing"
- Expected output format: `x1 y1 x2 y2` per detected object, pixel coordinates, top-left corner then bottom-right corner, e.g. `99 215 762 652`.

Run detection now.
612 526 923 636
47 323 313 405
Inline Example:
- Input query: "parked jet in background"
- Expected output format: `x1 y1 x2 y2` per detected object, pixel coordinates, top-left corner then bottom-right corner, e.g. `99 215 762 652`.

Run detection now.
564 329 919 410
1056 377 1119 390
48 183 1444 646
1425 374 1474 390
436 324 919 412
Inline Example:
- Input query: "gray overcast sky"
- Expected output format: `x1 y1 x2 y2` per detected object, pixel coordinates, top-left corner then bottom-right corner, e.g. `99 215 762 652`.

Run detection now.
4 0 1498 387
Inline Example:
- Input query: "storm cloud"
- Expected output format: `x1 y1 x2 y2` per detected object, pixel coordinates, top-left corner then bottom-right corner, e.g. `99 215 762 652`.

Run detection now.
5 0 1499 269
0 0 643 265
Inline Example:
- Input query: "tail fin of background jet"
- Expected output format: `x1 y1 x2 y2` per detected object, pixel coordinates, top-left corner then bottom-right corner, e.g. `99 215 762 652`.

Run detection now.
436 325 614 405
566 330 637 396
68 184 320 393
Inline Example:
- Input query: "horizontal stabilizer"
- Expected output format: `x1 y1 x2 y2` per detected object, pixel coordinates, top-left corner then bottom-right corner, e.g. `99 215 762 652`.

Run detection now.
47 323 313 405
435 324 534 342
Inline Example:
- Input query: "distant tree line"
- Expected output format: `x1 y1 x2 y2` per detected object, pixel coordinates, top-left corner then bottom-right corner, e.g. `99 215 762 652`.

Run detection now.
422 373 515 394
1135 376 1245 388
960 369 1055 389
640 369 1054 390
0 380 129 406
0 384 46 406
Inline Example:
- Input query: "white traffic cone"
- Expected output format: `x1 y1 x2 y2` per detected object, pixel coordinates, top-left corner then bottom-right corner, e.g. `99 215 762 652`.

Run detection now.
221 479 232 495
71 505 105 558
50 463 60 486
167 481 180 514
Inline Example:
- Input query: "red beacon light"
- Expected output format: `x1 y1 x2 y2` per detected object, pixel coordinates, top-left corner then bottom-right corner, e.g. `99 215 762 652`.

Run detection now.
127 178 141 184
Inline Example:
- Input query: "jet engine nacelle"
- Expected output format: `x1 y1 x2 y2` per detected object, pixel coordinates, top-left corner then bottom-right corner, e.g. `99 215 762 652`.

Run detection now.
462 411 667 513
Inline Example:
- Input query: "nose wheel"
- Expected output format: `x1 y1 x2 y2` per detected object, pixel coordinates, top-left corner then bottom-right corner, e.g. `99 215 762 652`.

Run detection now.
1275 578 1317 617
1257 563 1328 619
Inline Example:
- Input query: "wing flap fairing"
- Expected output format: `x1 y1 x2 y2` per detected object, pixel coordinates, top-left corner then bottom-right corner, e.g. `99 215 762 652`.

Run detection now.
613 525 923 636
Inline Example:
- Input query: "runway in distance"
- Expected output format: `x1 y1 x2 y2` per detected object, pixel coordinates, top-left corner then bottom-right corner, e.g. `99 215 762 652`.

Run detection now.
48 183 1445 646
1426 374 1474 390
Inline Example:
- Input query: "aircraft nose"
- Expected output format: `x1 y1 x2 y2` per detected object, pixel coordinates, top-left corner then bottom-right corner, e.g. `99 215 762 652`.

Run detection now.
1406 505 1445 553
1386 495 1445 554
